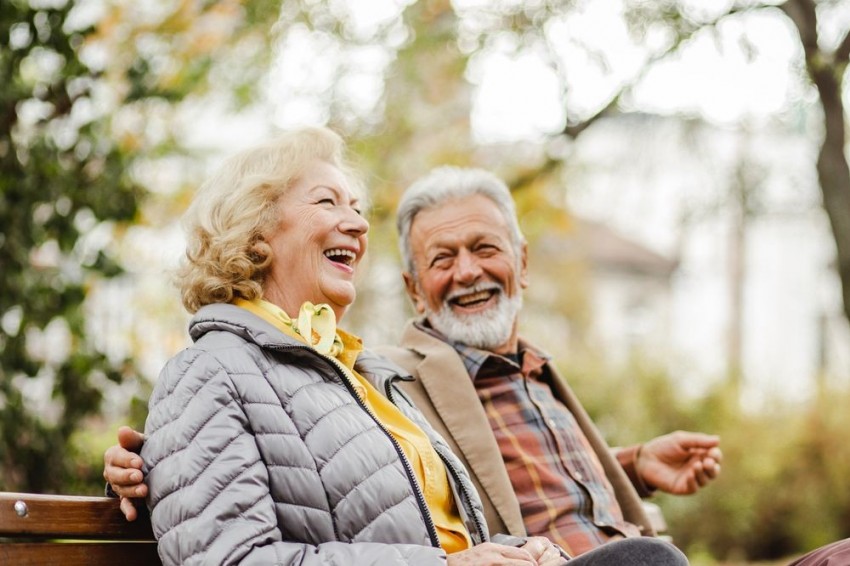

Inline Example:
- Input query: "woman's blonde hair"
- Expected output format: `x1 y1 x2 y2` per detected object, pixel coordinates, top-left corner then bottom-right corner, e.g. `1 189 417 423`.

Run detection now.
177 126 364 313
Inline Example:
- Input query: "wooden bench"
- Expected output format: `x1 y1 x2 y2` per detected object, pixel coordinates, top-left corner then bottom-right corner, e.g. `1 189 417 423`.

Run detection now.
0 491 160 566
641 500 672 542
0 490 672 565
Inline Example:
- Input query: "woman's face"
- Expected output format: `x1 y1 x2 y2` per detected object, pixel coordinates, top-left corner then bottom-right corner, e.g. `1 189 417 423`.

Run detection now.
262 159 368 321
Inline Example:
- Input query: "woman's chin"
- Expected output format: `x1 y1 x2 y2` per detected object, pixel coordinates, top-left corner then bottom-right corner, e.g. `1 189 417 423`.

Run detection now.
322 291 356 320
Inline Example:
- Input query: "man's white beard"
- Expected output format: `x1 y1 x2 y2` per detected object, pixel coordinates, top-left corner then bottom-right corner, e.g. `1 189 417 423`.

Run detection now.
426 283 522 351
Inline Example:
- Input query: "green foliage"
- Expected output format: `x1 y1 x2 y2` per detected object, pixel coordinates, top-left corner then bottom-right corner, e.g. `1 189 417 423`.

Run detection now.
663 385 850 561
562 355 850 562
1 0 288 495
0 0 145 493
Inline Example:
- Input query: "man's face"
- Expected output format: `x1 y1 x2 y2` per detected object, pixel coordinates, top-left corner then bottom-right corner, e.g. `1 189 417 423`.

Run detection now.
403 193 528 353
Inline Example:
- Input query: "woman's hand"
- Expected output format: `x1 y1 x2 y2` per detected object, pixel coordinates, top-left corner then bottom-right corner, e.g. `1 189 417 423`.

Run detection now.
102 425 147 521
447 538 568 565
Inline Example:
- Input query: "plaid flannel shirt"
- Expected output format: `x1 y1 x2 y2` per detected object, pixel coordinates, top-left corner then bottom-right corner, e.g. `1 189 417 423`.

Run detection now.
418 324 641 556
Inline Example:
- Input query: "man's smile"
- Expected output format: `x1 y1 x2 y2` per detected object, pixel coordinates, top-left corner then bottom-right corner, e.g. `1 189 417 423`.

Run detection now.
447 286 502 313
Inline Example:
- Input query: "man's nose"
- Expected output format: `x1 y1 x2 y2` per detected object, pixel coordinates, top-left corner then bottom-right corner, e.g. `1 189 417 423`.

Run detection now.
454 249 482 284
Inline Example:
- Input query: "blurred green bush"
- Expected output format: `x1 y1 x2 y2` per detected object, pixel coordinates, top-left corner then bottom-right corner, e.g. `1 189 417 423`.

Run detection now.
563 356 850 562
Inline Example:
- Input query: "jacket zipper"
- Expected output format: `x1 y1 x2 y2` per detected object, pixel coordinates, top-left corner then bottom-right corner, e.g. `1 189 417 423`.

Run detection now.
436 449 488 544
383 379 488 544
267 343 441 549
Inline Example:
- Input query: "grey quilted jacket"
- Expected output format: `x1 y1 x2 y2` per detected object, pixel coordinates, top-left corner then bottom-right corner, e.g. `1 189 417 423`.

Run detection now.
141 303 488 566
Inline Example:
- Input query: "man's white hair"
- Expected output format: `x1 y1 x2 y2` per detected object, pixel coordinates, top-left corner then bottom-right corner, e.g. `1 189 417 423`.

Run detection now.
396 166 527 350
396 166 525 275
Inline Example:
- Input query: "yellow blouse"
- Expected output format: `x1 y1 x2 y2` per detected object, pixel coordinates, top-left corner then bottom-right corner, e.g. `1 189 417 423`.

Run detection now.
234 298 472 553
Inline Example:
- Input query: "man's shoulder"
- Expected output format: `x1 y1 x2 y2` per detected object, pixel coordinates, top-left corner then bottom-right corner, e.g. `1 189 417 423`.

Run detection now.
372 320 459 375
372 343 420 373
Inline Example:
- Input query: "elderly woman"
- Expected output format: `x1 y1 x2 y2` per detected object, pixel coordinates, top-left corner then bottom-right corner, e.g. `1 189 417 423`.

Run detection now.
125 127 567 566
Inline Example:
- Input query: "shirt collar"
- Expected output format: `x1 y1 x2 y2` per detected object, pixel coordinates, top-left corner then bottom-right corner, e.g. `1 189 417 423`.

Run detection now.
415 319 551 382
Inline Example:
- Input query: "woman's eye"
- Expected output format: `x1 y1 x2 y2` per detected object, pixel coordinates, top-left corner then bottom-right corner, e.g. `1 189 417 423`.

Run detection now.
317 198 335 205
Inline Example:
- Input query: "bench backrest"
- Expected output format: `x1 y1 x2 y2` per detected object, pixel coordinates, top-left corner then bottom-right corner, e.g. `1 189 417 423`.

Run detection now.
0 491 160 566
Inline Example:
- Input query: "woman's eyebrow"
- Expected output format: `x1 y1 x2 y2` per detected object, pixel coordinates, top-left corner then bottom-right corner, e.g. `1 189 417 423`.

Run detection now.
310 184 361 206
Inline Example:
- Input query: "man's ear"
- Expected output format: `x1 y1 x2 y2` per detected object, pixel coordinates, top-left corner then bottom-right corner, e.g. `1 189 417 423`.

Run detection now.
402 271 427 314
519 241 529 289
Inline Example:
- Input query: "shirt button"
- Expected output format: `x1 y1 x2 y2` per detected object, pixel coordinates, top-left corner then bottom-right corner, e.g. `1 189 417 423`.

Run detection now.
547 418 557 428
574 471 584 481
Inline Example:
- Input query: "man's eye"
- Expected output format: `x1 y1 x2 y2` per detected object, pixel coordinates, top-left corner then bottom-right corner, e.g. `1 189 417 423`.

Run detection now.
317 198 334 205
431 255 452 268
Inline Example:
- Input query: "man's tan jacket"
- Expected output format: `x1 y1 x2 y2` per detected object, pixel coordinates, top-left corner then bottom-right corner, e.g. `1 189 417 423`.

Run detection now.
375 319 655 538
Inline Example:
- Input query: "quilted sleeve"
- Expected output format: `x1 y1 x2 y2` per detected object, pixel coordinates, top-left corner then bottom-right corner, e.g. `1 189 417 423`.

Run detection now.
141 348 448 566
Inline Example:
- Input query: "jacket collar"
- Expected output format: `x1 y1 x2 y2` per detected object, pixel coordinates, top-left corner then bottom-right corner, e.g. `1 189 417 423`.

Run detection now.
190 303 305 349
399 318 527 536
191 303 414 392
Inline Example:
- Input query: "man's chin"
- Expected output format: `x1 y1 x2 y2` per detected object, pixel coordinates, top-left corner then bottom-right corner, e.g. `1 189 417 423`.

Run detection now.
447 304 494 318
428 306 515 351
426 283 523 350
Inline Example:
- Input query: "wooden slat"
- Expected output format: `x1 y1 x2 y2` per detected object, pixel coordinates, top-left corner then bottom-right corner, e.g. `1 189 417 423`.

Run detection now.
0 492 154 540
0 541 160 566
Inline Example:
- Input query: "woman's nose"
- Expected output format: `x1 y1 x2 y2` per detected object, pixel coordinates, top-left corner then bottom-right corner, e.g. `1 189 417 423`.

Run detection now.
341 207 369 236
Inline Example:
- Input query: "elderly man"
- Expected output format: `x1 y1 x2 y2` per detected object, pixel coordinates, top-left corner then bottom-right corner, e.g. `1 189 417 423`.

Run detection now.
376 166 721 554
379 166 850 565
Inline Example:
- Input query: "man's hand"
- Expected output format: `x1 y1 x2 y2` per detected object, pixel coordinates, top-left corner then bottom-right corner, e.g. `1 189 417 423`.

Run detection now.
103 425 147 521
636 431 722 495
446 538 567 565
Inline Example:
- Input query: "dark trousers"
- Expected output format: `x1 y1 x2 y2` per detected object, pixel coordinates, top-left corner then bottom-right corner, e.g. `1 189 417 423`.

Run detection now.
788 538 850 566
569 537 689 565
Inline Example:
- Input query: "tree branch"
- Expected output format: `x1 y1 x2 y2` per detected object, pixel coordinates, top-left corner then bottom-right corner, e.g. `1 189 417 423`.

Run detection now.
562 96 619 139
558 4 769 141
778 0 818 58
835 27 850 64
508 156 560 192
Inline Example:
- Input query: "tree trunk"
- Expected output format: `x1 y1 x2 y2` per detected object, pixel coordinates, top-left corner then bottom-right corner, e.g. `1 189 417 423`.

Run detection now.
782 0 850 324
812 68 850 325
